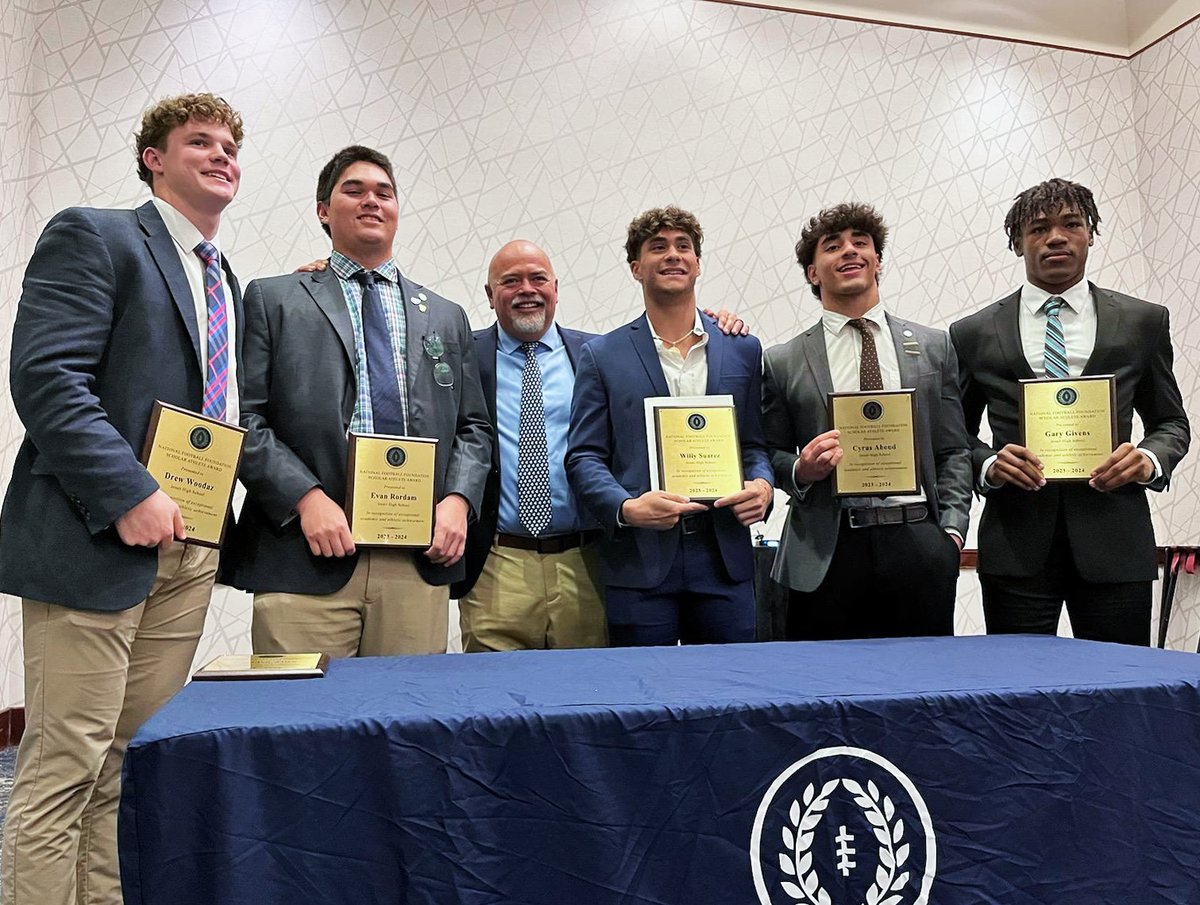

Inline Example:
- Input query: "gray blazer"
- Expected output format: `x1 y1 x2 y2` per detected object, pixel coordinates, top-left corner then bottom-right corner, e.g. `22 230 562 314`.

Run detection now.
222 266 492 593
761 314 972 593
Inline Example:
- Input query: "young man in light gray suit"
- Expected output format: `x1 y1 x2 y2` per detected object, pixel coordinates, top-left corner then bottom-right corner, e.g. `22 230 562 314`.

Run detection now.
762 203 972 640
223 146 491 656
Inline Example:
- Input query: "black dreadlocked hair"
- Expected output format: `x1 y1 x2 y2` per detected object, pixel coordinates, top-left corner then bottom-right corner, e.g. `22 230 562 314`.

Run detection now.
1003 178 1102 252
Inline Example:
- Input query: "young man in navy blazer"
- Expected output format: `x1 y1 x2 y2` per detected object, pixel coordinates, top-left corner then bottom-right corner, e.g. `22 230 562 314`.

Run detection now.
0 93 245 905
566 206 773 646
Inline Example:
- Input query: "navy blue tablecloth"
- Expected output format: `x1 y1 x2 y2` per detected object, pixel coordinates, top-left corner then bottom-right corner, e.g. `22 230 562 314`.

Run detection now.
119 636 1200 905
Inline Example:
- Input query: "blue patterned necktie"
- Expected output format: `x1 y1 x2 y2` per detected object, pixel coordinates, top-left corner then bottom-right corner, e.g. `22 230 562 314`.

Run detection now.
193 241 228 420
517 341 552 536
1043 296 1069 379
356 270 407 435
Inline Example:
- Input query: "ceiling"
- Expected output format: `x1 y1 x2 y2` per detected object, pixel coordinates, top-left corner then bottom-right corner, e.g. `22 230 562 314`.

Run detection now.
705 0 1200 56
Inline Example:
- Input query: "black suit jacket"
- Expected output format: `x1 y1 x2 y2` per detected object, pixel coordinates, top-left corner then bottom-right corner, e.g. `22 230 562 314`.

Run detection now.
0 202 243 610
452 322 596 598
949 284 1190 582
222 266 492 594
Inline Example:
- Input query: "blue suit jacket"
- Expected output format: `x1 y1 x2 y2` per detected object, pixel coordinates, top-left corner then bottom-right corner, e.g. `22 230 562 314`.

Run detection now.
566 313 772 589
0 202 243 611
452 322 597 598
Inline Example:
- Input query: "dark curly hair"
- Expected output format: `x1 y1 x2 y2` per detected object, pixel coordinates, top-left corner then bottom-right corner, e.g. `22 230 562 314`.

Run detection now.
795 203 888 298
625 205 703 263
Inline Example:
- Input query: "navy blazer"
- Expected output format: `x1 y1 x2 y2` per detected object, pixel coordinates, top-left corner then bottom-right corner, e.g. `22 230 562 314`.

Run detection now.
0 202 243 611
566 313 773 590
452 322 597 599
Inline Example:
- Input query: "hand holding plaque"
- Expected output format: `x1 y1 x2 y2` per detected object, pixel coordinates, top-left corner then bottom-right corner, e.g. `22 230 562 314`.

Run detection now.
829 390 919 496
345 433 437 547
644 396 743 501
1020 376 1116 481
140 401 246 547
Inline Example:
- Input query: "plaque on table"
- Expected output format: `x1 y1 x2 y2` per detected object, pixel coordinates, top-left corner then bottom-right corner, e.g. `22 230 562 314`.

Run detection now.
140 401 246 548
345 433 437 547
1020 376 1117 481
829 389 919 496
645 396 744 501
192 653 330 681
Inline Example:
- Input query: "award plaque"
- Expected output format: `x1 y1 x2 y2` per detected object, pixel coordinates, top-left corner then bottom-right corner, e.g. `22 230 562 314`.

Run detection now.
647 397 744 501
345 433 437 547
140 401 246 547
829 390 919 497
1020 376 1117 481
192 652 330 681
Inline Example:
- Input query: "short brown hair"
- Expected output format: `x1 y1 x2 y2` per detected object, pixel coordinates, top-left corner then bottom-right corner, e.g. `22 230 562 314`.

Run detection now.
795 202 888 298
315 146 398 237
1003 178 1101 252
135 93 244 187
625 205 703 263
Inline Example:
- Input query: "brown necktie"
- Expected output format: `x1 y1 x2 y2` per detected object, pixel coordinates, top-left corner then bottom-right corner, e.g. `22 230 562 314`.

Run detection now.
848 318 884 391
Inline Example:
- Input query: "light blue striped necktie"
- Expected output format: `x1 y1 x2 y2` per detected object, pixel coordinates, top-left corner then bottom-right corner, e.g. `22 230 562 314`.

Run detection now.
1042 296 1069 379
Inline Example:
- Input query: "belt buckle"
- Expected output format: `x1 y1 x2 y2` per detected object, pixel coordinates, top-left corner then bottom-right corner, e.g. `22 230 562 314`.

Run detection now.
681 514 701 535
846 509 868 529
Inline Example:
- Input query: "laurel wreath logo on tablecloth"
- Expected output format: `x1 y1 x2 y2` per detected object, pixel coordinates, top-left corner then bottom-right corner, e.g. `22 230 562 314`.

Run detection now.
777 778 911 905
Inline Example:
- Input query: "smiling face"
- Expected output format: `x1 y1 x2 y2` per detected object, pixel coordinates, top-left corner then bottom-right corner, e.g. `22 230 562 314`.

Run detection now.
1017 204 1093 294
317 160 398 270
630 228 701 301
486 241 558 343
806 227 881 310
140 117 240 225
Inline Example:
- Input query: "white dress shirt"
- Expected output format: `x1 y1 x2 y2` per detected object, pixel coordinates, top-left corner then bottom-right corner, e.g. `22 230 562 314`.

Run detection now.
649 308 708 397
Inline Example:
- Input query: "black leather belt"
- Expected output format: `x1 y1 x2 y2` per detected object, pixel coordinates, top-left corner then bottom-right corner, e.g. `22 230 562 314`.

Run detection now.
680 512 713 536
844 503 928 529
496 531 594 554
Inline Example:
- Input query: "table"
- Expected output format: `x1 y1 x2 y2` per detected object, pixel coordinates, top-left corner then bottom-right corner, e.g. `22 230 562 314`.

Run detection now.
119 637 1200 905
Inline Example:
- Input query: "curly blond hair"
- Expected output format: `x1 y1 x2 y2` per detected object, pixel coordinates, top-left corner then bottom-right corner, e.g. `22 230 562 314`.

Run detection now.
134 93 244 186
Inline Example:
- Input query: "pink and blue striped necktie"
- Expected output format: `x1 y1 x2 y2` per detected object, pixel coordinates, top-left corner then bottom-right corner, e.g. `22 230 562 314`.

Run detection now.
194 240 229 420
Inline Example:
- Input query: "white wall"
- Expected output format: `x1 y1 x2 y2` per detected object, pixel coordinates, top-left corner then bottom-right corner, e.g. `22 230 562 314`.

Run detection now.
1 0 1197 708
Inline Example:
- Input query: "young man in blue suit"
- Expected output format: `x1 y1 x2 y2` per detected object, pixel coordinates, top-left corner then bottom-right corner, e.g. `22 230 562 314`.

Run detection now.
0 93 244 905
566 206 773 646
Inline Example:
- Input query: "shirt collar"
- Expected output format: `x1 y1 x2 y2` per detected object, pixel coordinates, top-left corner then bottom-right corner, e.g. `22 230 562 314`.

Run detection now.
329 250 399 285
498 323 563 355
648 308 707 346
1021 278 1091 315
151 197 214 257
822 301 888 337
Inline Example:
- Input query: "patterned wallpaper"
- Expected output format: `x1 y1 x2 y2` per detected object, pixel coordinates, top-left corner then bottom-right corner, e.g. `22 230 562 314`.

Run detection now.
0 0 1197 707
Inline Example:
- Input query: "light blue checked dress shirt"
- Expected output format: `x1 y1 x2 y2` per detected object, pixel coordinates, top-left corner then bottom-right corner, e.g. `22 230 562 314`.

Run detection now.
329 251 410 435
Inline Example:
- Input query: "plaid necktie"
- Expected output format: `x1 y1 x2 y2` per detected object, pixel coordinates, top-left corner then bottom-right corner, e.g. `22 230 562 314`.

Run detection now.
848 318 884 391
193 241 228 420
356 270 407 435
517 341 552 536
1043 296 1069 378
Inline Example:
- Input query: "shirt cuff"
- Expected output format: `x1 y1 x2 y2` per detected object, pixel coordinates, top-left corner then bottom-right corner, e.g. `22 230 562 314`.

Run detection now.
789 456 811 500
1138 448 1163 485
978 454 1000 492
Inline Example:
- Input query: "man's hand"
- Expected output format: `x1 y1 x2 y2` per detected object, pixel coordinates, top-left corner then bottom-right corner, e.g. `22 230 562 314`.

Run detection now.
702 307 750 336
1090 442 1153 492
621 491 708 530
794 429 843 485
294 258 329 274
985 443 1044 490
714 478 772 526
115 489 185 549
296 487 356 557
425 493 470 566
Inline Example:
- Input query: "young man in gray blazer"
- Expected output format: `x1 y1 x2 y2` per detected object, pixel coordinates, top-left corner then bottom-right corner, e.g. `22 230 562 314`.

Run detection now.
223 145 491 656
950 178 1189 645
0 93 244 905
762 203 972 640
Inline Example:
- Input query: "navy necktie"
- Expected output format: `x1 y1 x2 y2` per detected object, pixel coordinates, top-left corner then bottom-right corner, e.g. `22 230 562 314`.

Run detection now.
356 270 406 435
517 342 552 536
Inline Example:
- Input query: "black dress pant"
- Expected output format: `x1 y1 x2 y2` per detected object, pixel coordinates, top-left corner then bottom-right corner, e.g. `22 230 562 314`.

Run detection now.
786 516 961 641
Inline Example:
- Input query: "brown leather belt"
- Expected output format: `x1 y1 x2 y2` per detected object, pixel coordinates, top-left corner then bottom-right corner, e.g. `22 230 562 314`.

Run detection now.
844 503 928 529
496 531 595 554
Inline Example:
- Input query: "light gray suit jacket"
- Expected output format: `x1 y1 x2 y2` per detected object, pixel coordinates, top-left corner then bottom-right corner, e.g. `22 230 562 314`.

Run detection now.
222 265 492 594
761 314 972 592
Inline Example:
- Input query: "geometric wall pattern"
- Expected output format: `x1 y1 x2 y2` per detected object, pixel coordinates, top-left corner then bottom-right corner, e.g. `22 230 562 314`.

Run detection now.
0 0 1197 707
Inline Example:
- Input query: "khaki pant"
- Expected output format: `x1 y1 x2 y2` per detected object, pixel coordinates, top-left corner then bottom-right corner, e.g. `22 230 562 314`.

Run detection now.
458 540 607 652
251 550 449 657
2 543 217 905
